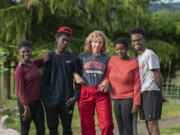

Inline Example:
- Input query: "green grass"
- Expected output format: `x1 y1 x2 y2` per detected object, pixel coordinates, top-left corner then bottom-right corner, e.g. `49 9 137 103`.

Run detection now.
161 101 180 119
161 125 180 135
1 96 180 135
1 97 21 133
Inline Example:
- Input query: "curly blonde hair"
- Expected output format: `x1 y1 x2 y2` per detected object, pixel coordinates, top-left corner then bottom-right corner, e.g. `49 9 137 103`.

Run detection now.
85 30 108 55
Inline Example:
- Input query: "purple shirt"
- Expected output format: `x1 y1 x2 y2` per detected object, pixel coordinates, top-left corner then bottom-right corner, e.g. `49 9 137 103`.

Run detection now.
14 58 44 104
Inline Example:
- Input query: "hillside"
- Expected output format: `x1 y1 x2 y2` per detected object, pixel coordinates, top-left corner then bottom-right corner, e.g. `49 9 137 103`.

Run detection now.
150 2 180 12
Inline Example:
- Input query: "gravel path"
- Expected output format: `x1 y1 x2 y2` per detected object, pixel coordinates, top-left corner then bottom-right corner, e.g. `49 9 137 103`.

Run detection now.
96 117 180 135
137 117 180 135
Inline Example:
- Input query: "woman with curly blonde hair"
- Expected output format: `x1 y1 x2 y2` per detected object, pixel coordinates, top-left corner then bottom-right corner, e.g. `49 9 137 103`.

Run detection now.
76 30 114 135
84 30 108 55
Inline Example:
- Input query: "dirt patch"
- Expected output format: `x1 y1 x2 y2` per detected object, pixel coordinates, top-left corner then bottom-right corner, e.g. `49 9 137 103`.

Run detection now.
0 105 8 113
137 117 180 135
96 117 180 135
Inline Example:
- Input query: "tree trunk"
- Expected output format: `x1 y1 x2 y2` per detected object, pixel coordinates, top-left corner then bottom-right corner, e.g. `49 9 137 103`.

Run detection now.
3 60 11 99
166 61 172 94
21 26 26 40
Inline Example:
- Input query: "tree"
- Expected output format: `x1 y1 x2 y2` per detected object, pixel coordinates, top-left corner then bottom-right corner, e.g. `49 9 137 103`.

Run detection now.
0 51 6 103
145 10 180 77
0 0 21 99
146 40 180 77
1 0 179 100
0 0 87 99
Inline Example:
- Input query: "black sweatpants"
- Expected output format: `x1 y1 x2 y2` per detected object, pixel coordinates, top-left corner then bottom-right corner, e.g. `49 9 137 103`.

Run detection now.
113 98 133 135
43 102 74 135
18 98 45 135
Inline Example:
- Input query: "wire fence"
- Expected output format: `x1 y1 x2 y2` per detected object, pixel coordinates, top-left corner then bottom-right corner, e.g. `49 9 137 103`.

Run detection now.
162 78 180 100
0 74 180 101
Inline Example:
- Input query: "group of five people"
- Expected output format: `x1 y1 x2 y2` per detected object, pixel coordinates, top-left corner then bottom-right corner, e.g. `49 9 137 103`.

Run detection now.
14 26 166 135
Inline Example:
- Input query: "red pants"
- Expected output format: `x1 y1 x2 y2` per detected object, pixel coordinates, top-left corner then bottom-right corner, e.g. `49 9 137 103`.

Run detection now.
78 86 114 135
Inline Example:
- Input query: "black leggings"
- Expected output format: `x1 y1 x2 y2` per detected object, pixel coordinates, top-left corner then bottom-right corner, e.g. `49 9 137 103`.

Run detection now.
18 98 45 135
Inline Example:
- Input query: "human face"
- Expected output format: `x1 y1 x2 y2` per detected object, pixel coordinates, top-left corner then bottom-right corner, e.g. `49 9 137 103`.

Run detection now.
131 33 145 51
57 35 70 52
115 44 128 59
19 46 32 63
91 36 104 56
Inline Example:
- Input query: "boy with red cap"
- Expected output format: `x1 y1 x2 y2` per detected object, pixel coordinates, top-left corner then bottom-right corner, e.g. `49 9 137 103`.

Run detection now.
41 26 81 135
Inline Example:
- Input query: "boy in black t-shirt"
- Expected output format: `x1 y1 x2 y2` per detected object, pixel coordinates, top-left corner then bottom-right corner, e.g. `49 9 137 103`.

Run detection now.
41 27 81 135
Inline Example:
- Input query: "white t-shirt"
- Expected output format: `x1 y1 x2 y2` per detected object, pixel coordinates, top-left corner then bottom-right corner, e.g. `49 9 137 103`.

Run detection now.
137 48 160 92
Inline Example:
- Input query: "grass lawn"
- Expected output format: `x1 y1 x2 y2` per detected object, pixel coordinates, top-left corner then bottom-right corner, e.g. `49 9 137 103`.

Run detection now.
1 96 180 135
161 101 180 119
160 125 180 135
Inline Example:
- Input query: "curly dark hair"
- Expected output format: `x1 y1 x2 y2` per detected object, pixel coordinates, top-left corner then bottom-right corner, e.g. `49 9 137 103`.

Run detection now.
18 40 33 50
114 37 128 50
129 27 146 38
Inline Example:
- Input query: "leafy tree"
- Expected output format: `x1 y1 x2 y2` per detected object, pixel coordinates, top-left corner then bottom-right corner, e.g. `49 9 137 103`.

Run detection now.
145 40 180 78
0 0 179 100
147 10 177 41
0 0 23 99
145 10 180 78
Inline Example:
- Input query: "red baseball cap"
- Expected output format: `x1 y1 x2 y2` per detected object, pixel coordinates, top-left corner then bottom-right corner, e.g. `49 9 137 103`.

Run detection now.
57 26 72 37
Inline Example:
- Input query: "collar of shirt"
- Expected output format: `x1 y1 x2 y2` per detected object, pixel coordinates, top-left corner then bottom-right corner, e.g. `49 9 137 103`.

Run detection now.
19 60 33 67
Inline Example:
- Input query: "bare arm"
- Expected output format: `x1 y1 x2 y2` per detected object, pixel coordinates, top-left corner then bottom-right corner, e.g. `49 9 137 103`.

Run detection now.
152 69 162 92
43 52 50 62
65 73 84 105
73 72 85 85
152 69 167 102
132 65 141 114
98 61 111 93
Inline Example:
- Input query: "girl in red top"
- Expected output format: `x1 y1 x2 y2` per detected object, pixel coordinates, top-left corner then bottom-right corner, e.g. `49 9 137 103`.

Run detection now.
14 40 47 135
99 38 141 135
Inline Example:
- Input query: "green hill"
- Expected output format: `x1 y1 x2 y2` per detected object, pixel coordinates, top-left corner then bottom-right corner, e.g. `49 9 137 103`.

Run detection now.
150 2 180 12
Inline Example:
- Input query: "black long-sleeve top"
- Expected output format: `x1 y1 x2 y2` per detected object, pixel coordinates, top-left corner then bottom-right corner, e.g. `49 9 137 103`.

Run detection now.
41 51 81 105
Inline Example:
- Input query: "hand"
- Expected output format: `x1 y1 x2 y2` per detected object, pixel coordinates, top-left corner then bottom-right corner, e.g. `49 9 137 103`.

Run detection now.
162 94 168 102
98 80 109 93
43 52 49 62
66 97 77 105
98 85 109 93
131 105 139 114
22 105 31 121
103 86 109 93
73 73 86 85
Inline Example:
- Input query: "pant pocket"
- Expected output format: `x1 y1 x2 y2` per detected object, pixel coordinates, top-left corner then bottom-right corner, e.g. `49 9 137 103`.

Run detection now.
80 86 89 100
